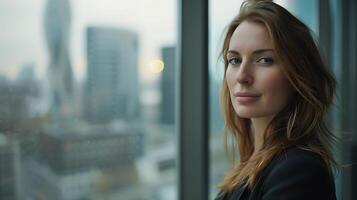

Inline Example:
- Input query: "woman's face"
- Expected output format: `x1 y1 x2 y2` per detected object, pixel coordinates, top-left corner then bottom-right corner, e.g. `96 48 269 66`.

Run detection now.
226 21 293 119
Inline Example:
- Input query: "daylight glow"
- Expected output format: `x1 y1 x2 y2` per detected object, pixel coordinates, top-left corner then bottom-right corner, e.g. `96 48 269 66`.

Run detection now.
149 59 164 74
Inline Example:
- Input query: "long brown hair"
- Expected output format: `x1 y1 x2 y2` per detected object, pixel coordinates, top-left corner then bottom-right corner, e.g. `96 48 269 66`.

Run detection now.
218 0 337 194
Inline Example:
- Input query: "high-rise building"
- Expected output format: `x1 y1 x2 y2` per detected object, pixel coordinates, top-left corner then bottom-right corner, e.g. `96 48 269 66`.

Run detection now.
84 27 140 123
38 124 143 174
160 46 176 125
44 0 74 117
0 134 21 200
0 76 38 132
22 123 144 200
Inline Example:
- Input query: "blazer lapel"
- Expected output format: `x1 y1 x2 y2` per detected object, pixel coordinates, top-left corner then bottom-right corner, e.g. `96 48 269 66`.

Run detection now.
230 184 248 200
214 190 225 200
214 183 248 200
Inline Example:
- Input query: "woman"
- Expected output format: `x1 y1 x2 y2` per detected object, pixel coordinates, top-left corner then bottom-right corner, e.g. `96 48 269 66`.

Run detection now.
215 0 337 199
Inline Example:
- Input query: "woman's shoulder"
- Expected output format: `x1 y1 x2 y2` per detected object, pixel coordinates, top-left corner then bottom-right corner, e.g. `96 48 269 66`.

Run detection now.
215 147 336 200
265 146 332 182
273 146 328 167
256 146 336 199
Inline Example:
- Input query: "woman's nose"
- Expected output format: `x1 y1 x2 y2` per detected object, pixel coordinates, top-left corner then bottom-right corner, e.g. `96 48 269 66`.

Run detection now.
236 62 253 85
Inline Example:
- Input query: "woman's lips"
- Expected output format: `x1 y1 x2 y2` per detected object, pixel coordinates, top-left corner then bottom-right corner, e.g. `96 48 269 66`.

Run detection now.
233 92 260 103
236 96 259 103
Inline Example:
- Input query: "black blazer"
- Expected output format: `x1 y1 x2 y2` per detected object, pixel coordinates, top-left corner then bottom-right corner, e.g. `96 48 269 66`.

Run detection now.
215 147 337 200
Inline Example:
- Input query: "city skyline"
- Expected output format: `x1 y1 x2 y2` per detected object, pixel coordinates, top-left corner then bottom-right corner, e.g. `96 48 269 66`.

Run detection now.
0 0 176 83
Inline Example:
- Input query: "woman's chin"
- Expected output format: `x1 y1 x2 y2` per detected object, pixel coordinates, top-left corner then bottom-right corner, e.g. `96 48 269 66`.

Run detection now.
236 111 255 119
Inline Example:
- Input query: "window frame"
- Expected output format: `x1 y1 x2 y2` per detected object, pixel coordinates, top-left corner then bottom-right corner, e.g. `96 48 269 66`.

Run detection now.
178 0 209 199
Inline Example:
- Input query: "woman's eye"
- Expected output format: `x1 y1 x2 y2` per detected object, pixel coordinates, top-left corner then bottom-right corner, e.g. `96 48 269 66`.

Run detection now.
228 57 241 65
257 57 274 64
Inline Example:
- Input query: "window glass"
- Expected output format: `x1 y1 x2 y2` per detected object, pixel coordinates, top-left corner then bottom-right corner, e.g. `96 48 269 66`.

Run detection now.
0 0 177 199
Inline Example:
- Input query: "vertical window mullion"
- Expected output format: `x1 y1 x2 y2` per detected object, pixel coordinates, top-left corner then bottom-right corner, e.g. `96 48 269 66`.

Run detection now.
178 0 209 199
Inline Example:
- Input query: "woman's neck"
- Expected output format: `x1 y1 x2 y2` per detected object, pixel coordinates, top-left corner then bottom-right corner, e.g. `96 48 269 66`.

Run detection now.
250 116 274 156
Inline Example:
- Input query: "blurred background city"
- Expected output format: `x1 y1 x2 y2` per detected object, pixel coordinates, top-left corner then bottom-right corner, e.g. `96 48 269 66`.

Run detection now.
0 0 356 200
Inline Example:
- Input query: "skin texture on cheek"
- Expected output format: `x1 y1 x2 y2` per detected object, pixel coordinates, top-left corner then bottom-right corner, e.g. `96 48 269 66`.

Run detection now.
258 70 292 117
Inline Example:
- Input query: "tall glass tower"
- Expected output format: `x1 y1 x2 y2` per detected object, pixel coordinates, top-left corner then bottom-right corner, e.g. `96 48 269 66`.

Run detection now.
44 0 74 118
84 26 140 124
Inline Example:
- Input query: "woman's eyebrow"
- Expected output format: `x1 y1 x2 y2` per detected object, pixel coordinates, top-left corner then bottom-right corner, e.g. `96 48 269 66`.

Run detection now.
227 49 274 56
252 49 274 54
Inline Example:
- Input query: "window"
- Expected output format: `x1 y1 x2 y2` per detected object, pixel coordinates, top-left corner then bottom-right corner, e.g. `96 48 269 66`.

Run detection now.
0 0 177 199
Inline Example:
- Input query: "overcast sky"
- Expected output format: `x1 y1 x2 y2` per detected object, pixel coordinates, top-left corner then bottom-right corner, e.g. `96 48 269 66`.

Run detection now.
0 0 176 82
